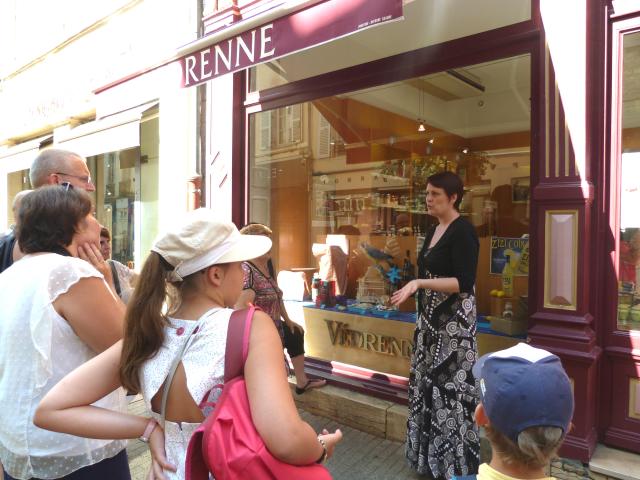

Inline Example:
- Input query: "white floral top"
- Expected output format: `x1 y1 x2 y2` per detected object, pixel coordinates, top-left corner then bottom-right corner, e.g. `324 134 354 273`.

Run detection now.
0 253 126 479
139 307 231 480
111 259 136 304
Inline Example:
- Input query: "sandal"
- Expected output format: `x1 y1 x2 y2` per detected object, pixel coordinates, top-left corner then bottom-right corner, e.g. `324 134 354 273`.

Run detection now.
295 378 327 395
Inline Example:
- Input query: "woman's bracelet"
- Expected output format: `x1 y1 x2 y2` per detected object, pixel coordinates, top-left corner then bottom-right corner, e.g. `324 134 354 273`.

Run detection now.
315 436 328 464
139 418 158 443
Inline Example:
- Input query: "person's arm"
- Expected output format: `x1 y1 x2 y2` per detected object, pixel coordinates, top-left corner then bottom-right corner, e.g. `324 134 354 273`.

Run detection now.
280 298 304 334
34 342 176 479
391 277 459 305
53 274 125 353
391 222 479 305
245 311 341 464
449 222 479 294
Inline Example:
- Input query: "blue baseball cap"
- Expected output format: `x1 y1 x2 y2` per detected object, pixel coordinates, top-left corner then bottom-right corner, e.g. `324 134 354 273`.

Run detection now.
472 343 574 444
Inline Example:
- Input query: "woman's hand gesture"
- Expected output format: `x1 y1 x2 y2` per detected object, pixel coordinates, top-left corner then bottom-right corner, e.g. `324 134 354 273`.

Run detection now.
318 428 343 461
78 243 113 283
147 425 177 480
391 280 418 306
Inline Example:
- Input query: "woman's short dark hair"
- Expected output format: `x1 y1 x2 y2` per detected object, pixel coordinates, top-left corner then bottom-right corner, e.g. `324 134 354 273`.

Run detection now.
17 186 93 254
100 227 111 240
427 171 464 210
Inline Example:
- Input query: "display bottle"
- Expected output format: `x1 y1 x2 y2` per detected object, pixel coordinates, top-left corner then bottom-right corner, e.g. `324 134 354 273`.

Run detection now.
519 234 529 274
503 301 514 321
501 254 514 297
311 273 320 303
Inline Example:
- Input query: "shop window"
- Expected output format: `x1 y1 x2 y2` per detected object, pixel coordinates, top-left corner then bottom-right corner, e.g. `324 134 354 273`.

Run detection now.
86 116 159 269
249 0 531 92
616 32 640 331
248 54 531 376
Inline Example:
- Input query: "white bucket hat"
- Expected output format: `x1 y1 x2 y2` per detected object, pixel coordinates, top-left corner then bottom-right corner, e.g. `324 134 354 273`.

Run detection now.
151 208 272 282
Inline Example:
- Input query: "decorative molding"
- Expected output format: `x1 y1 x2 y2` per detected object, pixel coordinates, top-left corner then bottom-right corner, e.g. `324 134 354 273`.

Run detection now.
544 209 579 310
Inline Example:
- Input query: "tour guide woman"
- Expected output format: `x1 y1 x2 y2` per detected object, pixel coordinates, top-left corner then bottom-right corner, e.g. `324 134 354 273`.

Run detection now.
391 171 480 479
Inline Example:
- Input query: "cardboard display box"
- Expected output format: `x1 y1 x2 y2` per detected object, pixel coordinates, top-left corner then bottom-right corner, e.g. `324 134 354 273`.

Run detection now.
489 315 527 336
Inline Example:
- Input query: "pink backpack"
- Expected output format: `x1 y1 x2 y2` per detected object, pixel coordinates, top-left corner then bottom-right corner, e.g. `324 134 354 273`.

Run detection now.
185 307 332 480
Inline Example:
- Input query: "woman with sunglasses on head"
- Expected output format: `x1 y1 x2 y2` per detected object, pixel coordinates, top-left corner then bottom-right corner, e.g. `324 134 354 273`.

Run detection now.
34 209 342 480
0 186 128 480
391 171 480 479
236 223 326 394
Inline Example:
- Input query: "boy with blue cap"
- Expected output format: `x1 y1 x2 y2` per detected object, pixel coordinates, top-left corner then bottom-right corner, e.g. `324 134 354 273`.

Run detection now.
456 342 574 480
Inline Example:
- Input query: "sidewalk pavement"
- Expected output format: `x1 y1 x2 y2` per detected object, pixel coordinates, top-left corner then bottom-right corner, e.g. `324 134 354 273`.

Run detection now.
126 397 421 480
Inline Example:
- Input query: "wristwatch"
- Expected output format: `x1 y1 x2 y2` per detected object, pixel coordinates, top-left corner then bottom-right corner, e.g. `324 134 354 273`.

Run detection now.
316 437 328 464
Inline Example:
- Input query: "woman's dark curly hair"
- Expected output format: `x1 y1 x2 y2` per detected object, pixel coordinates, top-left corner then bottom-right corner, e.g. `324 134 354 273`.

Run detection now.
17 186 93 254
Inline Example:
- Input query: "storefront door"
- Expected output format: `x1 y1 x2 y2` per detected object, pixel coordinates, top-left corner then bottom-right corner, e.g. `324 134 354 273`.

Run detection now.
602 12 640 453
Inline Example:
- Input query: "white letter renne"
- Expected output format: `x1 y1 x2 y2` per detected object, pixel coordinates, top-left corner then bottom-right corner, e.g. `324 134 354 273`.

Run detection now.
200 49 212 80
236 30 256 67
260 24 275 58
214 40 233 75
184 55 198 86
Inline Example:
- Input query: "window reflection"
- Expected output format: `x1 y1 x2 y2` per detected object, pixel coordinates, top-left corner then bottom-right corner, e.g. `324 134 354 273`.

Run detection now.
248 54 531 353
617 31 640 331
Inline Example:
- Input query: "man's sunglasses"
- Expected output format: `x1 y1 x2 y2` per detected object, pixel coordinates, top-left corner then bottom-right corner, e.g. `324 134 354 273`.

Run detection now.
55 172 93 185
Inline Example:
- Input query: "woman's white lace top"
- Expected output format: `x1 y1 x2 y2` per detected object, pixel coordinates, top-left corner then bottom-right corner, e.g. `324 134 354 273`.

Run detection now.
111 259 135 304
140 307 231 480
0 253 126 479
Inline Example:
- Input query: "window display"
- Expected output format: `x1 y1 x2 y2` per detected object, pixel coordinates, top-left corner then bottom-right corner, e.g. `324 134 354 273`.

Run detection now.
248 54 531 375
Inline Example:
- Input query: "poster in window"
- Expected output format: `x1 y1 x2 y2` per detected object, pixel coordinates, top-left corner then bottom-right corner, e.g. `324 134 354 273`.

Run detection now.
490 236 529 276
511 176 530 204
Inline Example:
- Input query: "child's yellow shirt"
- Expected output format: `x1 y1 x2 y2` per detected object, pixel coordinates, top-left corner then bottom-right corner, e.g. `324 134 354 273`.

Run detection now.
478 463 555 480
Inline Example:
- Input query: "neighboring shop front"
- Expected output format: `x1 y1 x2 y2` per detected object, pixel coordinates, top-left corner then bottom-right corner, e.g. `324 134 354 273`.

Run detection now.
0 1 200 268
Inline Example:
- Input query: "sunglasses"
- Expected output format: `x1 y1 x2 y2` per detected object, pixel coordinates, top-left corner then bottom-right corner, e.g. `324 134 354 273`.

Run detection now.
55 172 93 185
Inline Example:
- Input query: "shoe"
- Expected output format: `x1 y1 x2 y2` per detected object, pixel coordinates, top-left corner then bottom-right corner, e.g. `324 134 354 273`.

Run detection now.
295 378 327 395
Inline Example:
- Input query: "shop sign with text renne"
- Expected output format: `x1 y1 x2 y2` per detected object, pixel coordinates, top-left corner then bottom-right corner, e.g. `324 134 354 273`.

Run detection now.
179 0 402 88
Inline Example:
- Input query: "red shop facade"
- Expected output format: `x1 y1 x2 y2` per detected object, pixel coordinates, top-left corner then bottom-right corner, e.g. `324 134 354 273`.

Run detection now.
138 0 640 463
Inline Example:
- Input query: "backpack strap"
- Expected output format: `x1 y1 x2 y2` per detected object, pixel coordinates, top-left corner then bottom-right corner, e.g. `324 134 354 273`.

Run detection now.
224 306 256 382
107 260 122 297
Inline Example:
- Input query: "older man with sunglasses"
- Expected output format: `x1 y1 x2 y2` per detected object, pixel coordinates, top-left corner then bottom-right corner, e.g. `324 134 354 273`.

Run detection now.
0 149 97 273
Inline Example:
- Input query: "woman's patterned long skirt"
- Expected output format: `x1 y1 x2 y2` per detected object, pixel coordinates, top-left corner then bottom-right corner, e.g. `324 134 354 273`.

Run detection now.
405 288 480 479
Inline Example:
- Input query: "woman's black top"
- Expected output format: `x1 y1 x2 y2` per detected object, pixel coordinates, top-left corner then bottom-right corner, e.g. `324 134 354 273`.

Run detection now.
418 216 479 294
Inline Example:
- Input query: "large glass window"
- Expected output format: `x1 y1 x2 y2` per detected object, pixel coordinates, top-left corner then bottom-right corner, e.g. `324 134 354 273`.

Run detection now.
87 114 159 269
248 54 531 375
617 32 640 331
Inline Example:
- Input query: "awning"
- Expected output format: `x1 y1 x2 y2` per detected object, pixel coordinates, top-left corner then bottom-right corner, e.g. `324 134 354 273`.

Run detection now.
0 134 53 173
54 101 158 157
178 0 403 88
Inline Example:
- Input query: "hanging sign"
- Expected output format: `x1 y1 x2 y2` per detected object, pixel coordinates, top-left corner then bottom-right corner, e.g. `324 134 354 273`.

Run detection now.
179 0 403 88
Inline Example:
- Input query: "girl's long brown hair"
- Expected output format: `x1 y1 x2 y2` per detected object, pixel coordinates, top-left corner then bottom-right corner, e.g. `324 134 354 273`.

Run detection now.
119 252 175 393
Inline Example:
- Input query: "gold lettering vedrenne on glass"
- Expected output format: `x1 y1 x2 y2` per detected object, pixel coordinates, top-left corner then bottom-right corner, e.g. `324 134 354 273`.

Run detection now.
325 320 413 358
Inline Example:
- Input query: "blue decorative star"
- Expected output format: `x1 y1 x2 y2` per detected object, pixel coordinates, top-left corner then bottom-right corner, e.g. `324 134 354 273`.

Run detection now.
386 266 401 284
